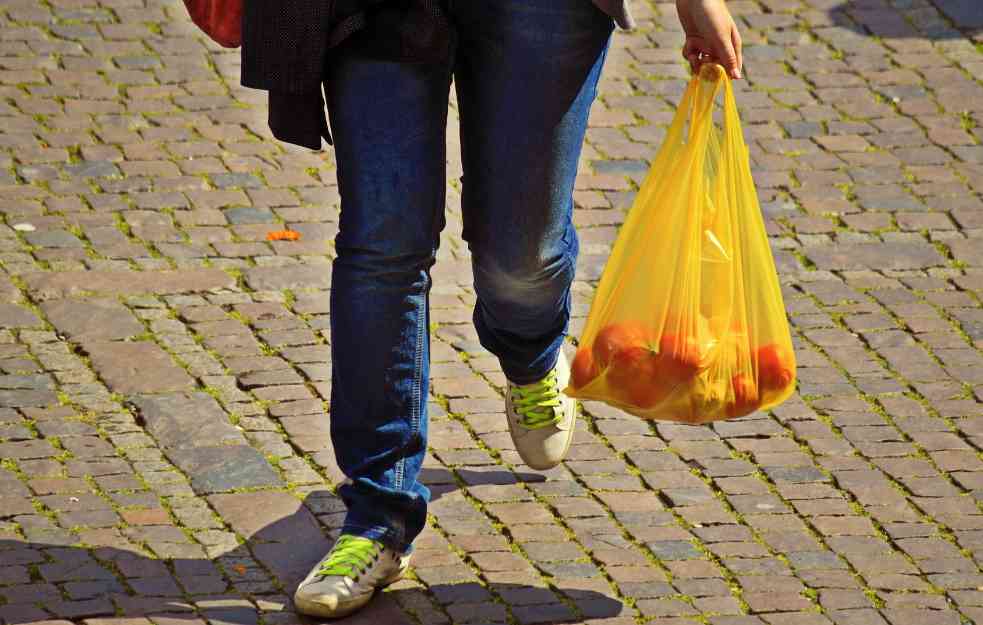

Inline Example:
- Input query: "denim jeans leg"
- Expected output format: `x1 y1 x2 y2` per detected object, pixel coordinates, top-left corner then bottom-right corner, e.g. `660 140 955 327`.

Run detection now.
452 0 614 385
323 48 452 553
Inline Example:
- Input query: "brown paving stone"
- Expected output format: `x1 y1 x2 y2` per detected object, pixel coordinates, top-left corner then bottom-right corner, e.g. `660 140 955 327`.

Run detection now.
166 445 281 494
83 341 193 394
22 269 235 299
0 304 43 329
41 298 145 342
1 4 982 625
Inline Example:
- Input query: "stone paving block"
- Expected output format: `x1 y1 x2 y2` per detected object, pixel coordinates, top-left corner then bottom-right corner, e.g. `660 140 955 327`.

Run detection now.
243 265 331 291
0 4 982 625
127 392 244 449
41 299 145 342
22 269 236 300
803 242 947 271
166 445 281 494
0 439 58 459
82 341 193 394
0 304 42 329
0 604 51 623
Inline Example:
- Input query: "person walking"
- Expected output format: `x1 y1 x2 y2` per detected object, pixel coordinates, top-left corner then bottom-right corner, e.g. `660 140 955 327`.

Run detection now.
241 0 743 618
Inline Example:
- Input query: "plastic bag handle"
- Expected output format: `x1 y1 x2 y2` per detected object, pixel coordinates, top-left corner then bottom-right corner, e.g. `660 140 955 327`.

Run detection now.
664 64 745 152
579 65 733 341
578 65 747 348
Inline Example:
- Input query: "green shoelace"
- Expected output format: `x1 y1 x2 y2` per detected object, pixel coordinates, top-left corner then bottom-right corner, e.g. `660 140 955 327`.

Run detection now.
316 535 382 579
511 369 563 429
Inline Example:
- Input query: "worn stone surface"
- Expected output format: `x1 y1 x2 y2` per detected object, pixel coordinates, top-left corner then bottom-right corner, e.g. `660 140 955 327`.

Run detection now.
0 1 980 624
22 269 236 300
207 491 331 582
0 304 42 329
803 243 947 272
41 299 144 342
166 445 282 494
127 392 245 449
243 266 331 291
82 342 193 395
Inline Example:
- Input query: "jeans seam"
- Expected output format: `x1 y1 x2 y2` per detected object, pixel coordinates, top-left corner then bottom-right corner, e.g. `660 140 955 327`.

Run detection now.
411 267 428 430
395 256 430 493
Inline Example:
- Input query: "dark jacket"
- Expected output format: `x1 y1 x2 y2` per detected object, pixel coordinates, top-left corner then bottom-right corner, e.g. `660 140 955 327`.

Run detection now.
240 0 630 150
241 0 452 148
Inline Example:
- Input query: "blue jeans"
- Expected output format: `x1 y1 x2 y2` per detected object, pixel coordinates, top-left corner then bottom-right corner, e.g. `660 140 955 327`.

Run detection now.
325 0 614 553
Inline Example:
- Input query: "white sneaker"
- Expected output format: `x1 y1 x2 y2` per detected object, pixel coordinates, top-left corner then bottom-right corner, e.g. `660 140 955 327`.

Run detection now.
293 534 410 619
506 350 577 471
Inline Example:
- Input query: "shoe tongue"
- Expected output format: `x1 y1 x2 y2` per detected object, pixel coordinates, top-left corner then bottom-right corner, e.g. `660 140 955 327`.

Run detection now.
521 374 556 394
318 536 379 576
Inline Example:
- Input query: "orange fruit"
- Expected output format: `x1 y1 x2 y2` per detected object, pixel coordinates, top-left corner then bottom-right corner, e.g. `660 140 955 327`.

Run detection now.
593 321 653 367
607 345 669 409
726 373 759 418
659 332 704 381
756 343 794 392
570 346 599 389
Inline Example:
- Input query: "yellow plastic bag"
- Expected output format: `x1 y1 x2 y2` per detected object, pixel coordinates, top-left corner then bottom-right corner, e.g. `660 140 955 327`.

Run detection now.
565 64 795 424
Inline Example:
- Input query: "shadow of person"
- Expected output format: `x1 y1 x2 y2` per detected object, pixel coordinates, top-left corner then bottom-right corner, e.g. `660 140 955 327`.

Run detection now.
826 0 982 40
0 488 625 625
419 466 547 503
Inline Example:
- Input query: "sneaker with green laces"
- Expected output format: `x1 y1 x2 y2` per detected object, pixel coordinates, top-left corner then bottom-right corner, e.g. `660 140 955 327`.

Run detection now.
506 350 577 470
293 533 410 619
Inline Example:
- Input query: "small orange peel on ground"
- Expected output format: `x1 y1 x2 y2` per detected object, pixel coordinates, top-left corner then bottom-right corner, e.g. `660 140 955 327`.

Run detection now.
266 229 301 241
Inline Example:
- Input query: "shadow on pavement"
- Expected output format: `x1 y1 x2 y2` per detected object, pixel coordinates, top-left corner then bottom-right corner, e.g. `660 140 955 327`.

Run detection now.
826 0 982 40
0 488 624 625
420 466 547 502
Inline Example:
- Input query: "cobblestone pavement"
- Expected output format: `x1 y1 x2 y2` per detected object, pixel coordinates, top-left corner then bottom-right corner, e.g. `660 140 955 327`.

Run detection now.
0 0 981 624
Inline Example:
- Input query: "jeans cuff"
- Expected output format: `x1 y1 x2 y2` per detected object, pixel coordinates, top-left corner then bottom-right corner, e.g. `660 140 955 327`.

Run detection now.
341 522 414 555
